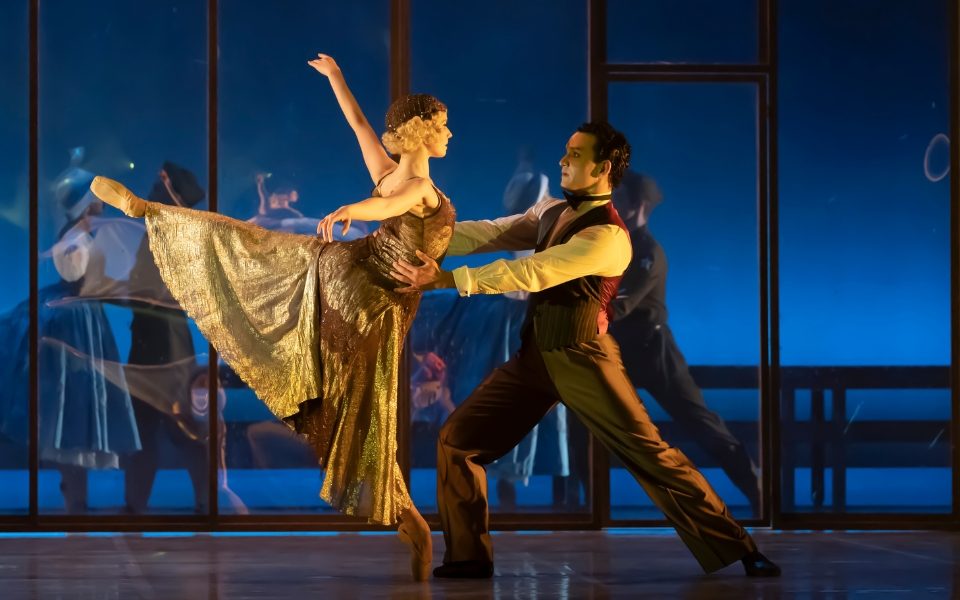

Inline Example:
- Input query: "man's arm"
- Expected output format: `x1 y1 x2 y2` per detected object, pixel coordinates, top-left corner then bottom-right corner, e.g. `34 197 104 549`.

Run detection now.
447 198 563 256
449 224 631 296
255 174 269 215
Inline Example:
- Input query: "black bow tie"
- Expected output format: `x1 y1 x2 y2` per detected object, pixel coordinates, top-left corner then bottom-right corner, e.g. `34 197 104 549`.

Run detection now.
561 189 612 210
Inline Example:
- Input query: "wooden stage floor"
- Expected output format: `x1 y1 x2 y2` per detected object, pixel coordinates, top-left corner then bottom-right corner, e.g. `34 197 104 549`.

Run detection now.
0 529 956 598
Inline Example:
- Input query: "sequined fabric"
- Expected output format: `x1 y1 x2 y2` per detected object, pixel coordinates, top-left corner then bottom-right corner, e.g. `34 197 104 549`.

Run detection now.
143 186 454 524
385 94 447 131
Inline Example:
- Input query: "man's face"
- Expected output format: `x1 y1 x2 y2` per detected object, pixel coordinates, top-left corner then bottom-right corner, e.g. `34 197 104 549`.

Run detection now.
559 132 606 192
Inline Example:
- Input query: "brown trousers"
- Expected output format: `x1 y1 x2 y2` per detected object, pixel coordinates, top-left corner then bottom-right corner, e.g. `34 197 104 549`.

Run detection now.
436 334 757 573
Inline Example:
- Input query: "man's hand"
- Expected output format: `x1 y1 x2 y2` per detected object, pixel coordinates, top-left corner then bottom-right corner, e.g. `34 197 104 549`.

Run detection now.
317 206 352 241
392 250 449 293
159 169 184 207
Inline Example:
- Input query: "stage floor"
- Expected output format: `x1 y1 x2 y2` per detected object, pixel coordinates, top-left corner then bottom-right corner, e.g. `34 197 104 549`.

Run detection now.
0 529 956 598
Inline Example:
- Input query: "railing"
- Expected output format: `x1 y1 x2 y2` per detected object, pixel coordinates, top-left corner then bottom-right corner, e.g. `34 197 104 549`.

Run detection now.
681 366 951 512
1 365 950 514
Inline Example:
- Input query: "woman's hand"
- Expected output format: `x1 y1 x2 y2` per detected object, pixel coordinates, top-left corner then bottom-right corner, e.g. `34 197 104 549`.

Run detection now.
307 53 341 79
317 205 352 242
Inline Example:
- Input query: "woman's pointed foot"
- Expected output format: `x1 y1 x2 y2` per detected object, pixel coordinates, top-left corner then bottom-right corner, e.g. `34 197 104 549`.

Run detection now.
398 508 432 582
90 176 147 217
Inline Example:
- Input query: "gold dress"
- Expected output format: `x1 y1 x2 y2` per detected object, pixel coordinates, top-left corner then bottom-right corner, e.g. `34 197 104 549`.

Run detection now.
141 180 455 525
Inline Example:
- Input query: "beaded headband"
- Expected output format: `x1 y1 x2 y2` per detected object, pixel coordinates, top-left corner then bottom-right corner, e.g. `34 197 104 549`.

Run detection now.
385 94 447 132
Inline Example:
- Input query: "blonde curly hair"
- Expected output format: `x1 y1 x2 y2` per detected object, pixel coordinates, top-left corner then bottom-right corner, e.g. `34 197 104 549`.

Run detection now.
381 111 448 155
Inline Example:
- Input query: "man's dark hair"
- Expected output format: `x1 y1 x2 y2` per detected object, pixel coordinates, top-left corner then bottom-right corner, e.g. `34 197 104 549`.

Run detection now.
576 121 631 188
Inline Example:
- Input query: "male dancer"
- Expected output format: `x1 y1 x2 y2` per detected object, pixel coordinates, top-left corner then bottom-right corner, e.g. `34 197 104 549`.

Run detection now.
393 121 779 579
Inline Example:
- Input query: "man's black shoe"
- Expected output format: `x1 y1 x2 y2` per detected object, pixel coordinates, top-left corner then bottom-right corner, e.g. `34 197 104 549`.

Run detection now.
433 561 494 579
742 551 781 577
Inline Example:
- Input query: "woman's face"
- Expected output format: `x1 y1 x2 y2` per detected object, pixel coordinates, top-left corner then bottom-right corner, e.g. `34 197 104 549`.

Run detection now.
425 111 452 158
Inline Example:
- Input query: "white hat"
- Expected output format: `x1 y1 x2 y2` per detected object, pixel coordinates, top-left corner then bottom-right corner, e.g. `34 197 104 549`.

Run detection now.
52 229 93 282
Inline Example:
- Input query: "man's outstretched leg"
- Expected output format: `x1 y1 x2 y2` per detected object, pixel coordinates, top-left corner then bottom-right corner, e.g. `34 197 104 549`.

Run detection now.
543 335 780 576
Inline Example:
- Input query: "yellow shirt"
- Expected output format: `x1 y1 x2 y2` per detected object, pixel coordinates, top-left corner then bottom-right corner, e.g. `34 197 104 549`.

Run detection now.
448 198 633 297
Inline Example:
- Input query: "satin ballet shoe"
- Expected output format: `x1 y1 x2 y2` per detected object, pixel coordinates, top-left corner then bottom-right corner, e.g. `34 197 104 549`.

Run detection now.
90 176 147 217
397 515 432 581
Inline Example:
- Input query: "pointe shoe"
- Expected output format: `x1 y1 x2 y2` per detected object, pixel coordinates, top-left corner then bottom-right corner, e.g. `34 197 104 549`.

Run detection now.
397 516 432 581
90 176 147 217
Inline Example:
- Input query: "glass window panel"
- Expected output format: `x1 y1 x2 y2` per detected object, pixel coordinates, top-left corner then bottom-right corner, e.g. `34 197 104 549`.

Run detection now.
607 82 761 521
409 0 589 514
779 0 952 513
0 0 30 515
607 0 759 64
218 0 389 515
38 0 208 514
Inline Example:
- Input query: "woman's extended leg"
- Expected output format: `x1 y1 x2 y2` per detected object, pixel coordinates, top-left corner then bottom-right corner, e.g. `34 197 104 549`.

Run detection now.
90 176 147 217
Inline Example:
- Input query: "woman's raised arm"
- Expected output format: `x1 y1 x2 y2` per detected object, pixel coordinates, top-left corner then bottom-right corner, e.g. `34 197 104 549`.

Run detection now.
308 53 396 184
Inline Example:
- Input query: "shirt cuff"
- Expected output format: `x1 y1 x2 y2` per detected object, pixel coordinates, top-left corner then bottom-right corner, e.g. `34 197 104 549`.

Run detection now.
451 266 476 297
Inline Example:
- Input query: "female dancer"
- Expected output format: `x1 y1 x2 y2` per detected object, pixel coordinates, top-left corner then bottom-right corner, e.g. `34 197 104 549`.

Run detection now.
89 54 454 580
